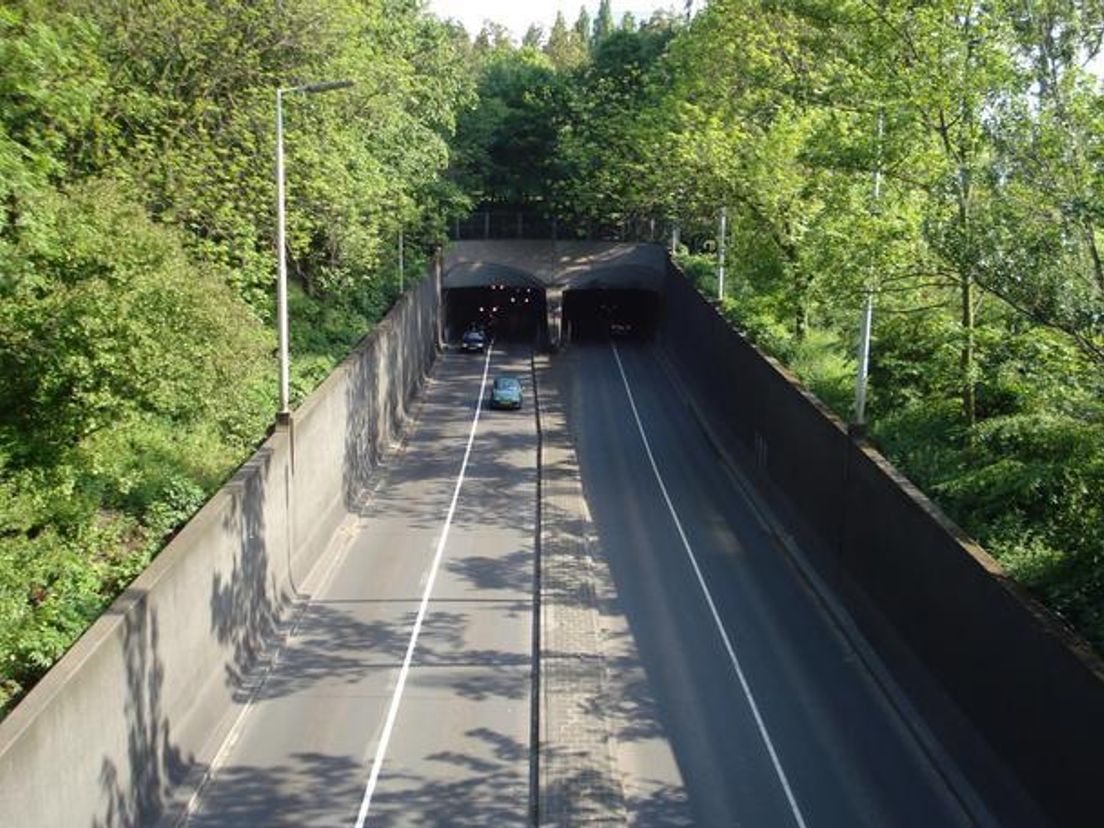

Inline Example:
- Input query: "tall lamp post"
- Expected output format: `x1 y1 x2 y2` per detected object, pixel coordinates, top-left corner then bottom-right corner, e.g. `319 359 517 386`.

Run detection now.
717 205 728 301
852 110 883 435
275 79 353 421
398 228 405 293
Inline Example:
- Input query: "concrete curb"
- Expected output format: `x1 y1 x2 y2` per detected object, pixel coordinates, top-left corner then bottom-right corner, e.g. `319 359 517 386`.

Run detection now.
534 354 627 826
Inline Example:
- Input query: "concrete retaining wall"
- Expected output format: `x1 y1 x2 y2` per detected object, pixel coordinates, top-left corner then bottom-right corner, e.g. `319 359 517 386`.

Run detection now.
0 268 441 827
659 262 1104 825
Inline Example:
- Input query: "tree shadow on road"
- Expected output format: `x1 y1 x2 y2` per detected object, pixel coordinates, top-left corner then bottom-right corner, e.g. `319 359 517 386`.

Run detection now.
369 727 530 826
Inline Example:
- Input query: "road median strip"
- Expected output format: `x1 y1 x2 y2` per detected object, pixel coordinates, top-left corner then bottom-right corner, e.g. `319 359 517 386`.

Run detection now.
533 354 627 826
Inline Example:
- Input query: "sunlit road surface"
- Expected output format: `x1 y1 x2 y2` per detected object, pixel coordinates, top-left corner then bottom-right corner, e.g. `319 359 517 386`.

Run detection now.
184 345 537 827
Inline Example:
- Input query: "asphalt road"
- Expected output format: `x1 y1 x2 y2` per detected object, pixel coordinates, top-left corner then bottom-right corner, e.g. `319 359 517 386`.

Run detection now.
182 335 1029 827
558 340 981 827
184 344 538 827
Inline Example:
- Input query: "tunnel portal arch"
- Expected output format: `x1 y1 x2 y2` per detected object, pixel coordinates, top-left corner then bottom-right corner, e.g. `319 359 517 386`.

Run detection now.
443 262 547 346
560 265 662 344
442 242 667 349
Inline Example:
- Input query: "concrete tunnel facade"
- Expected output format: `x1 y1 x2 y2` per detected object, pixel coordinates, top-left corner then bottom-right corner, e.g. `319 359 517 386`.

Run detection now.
442 240 668 348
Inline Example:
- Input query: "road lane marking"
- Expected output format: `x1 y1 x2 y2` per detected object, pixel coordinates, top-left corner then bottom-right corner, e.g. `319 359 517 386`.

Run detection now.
178 484 367 826
610 342 809 828
650 347 986 824
353 345 494 827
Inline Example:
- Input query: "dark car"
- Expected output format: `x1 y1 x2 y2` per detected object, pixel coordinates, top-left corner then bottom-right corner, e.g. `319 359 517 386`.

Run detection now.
489 376 522 410
461 328 486 353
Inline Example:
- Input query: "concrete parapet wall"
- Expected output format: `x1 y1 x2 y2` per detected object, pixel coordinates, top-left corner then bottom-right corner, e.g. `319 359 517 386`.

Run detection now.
0 270 440 827
659 261 1104 825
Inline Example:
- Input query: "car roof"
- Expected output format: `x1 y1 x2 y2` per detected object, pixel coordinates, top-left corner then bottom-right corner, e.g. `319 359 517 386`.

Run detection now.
493 376 520 387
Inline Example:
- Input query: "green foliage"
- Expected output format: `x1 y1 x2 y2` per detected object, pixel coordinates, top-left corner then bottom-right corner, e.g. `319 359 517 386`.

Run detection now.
549 17 681 227
0 175 272 713
784 330 856 417
539 0 1104 652
876 407 1104 643
545 12 588 70
450 47 560 206
592 0 615 49
0 0 472 715
0 179 269 456
285 282 391 401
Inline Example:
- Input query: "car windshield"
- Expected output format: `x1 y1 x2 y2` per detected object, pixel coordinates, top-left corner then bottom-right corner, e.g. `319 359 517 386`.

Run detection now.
464 330 483 340
493 378 520 392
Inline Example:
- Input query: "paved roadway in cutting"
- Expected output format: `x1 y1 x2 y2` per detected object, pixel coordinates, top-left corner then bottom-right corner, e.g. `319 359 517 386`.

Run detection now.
558 340 982 827
183 335 1023 827
184 344 537 827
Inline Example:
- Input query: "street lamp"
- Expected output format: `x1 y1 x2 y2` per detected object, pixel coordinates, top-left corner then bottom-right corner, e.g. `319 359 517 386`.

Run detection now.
275 79 353 421
851 109 883 436
717 205 727 301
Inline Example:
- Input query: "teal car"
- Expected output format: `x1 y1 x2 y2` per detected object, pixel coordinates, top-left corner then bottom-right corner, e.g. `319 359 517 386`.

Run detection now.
489 376 523 410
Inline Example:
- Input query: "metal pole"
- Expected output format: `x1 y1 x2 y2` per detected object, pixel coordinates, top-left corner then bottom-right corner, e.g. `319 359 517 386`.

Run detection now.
273 80 351 421
853 110 884 430
853 292 874 427
276 88 290 417
717 206 727 301
398 228 405 293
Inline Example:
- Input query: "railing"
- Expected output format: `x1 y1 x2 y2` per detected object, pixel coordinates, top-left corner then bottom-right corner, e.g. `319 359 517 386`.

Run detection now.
448 208 676 244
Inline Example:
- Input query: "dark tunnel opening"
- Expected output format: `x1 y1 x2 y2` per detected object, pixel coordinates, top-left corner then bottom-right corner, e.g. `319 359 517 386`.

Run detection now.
444 286 547 346
562 289 661 343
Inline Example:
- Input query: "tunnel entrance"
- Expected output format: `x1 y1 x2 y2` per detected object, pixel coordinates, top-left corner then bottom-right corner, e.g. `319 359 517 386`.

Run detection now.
562 289 660 343
444 286 547 346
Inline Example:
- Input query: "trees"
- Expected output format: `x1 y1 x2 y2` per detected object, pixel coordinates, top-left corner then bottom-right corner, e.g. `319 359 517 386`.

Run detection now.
979 2 1104 368
551 19 680 231
573 7 591 45
0 0 474 713
821 1 1023 427
474 20 513 54
522 24 544 49
450 47 560 207
0 181 267 454
451 0 1104 651
546 11 588 69
592 0 615 48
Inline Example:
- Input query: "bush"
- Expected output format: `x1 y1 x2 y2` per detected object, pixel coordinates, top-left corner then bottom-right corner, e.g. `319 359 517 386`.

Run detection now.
784 328 855 417
875 405 1104 649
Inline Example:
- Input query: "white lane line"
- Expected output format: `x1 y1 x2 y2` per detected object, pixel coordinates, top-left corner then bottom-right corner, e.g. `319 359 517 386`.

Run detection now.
179 471 368 825
353 345 494 827
610 342 809 828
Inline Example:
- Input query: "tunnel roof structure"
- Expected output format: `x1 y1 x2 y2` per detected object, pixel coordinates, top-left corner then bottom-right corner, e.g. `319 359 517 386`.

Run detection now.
443 241 667 292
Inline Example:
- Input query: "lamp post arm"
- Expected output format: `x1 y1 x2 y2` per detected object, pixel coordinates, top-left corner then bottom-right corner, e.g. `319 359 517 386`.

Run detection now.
302 79 354 94
282 79 354 96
